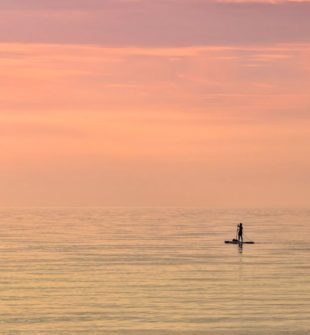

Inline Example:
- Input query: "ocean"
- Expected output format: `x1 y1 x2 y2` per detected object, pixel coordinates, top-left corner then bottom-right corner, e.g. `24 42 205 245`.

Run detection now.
0 207 309 334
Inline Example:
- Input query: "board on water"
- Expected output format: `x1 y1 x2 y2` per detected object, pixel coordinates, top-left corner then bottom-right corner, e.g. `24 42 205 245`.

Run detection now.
225 239 255 244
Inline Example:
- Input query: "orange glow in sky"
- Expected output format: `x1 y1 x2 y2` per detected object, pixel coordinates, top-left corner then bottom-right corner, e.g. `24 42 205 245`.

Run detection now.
1 1 310 207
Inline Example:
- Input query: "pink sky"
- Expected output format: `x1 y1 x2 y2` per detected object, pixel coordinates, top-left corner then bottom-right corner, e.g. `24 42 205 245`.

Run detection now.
0 1 310 207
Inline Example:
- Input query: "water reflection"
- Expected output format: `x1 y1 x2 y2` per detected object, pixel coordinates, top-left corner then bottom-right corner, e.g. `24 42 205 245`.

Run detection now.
0 207 309 335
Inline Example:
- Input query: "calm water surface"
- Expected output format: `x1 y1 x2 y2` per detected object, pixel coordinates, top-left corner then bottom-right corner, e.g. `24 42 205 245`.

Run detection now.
0 208 309 334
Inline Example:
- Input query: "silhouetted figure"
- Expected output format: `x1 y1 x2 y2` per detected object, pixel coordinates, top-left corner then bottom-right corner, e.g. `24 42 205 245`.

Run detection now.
237 223 243 242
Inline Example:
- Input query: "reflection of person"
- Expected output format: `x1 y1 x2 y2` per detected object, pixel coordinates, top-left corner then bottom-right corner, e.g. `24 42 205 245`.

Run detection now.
237 223 243 242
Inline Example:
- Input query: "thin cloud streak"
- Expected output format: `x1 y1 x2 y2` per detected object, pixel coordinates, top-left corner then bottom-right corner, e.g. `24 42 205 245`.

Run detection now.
1 43 309 120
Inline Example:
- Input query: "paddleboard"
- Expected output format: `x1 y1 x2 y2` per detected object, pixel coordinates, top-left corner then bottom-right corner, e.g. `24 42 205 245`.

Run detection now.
225 239 255 244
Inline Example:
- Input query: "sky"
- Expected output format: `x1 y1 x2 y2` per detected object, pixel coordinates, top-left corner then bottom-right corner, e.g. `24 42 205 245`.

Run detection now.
0 0 310 207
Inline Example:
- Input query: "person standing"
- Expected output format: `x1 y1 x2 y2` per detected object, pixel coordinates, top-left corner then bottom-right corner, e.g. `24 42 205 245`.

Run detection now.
237 223 243 242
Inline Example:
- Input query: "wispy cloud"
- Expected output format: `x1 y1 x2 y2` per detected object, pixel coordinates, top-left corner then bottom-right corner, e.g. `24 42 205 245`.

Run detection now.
1 43 309 120
0 121 84 138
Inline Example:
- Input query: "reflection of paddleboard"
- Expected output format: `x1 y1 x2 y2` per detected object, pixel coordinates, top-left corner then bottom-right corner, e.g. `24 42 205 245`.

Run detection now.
225 239 255 244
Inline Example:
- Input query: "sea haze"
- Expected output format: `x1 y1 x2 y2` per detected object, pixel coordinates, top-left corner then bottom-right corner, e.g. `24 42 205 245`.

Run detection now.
0 207 309 334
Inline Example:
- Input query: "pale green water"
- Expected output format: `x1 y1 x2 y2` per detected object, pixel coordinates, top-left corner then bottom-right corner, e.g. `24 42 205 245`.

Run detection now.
0 208 309 334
